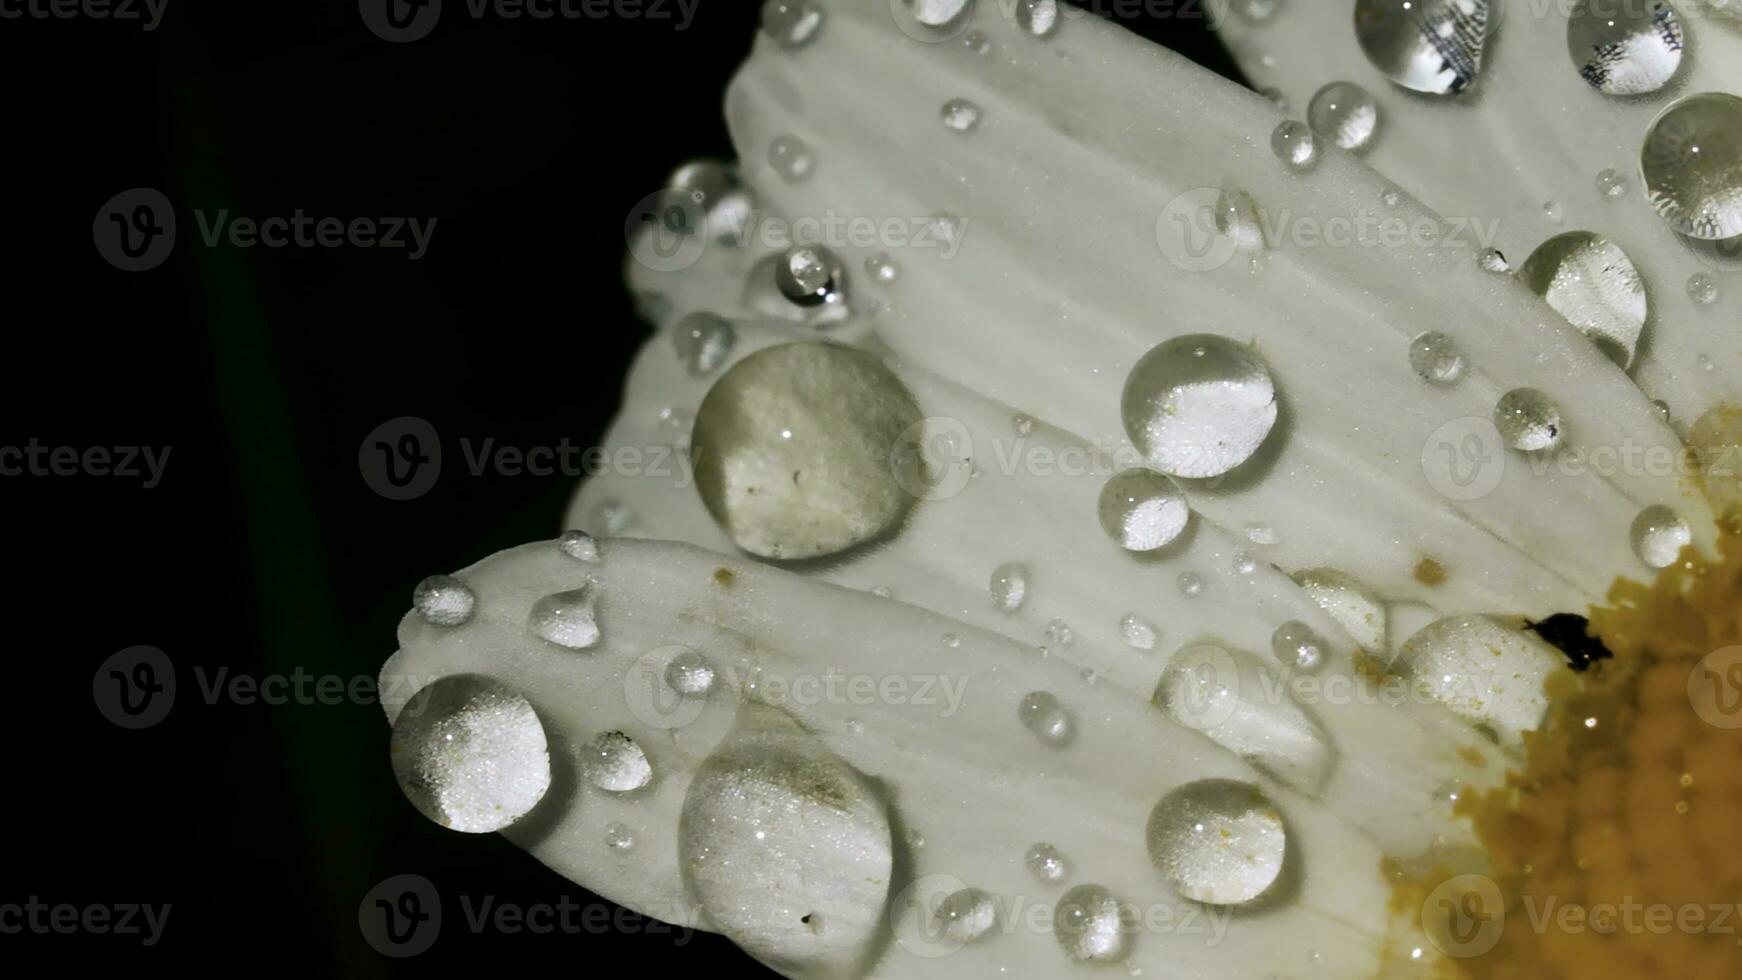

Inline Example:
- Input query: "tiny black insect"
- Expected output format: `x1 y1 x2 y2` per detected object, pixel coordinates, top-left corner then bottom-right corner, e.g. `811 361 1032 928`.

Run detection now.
1525 613 1614 672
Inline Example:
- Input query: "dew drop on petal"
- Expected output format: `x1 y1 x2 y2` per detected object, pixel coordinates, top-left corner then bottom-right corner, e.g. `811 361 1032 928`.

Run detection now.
934 887 998 945
1015 0 1061 37
1595 168 1629 199
1018 692 1075 746
1631 504 1692 568
962 29 992 54
940 98 982 133
1477 248 1510 273
1408 331 1467 385
693 343 923 560
665 649 717 697
1153 644 1335 793
768 134 815 183
558 530 600 562
865 253 899 283
583 731 654 793
1046 619 1076 647
1642 93 1742 241
1354 0 1490 96
1098 469 1191 552
1494 388 1565 452
673 311 737 376
1308 81 1379 152
777 244 848 306
1518 232 1647 368
1122 335 1279 479
1270 120 1319 171
1178 572 1205 598
605 822 636 852
905 0 971 27
1568 0 1684 96
1147 779 1288 906
391 675 551 833
1271 621 1327 671
1120 614 1159 651
1396 615 1562 747
667 160 756 243
761 0 825 49
1025 842 1070 883
1229 0 1281 23
414 575 476 627
1053 884 1133 963
1688 272 1721 306
528 585 602 650
1292 568 1387 652
990 562 1031 612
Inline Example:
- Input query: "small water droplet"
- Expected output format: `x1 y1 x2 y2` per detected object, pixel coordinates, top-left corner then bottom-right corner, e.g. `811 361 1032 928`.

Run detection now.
1631 504 1691 568
1053 884 1133 963
1017 692 1075 746
1122 335 1279 479
1178 572 1204 598
761 0 825 49
1688 272 1721 306
941 633 961 649
962 29 992 54
665 649 717 696
1232 551 1259 575
1025 842 1070 882
391 675 551 833
865 253 899 284
1381 187 1401 207
529 585 602 650
1408 331 1467 385
1270 120 1320 171
1354 0 1490 95
584 730 653 792
1432 780 1463 805
941 98 982 133
1014 0 1061 37
871 585 894 599
665 161 756 244
1013 414 1035 435
673 311 737 376
990 562 1031 612
904 0 971 27
1271 621 1327 671
558 530 600 562
1568 0 1684 96
1228 0 1281 23
1120 614 1159 651
934 887 998 944
776 244 848 308
1477 248 1510 274
1595 168 1629 199
906 828 927 849
1542 201 1564 224
1307 81 1379 152
1494 388 1565 452
1147 779 1288 905
1097 469 1191 552
1046 619 1075 647
605 821 636 852
414 575 476 627
1651 399 1672 423
1643 93 1742 240
768 134 815 183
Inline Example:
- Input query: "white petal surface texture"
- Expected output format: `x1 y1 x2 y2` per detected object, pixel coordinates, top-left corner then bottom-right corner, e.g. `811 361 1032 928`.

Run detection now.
1217 0 1742 422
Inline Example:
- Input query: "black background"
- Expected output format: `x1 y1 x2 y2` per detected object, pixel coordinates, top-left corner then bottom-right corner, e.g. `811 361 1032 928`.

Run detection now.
4 1 1240 974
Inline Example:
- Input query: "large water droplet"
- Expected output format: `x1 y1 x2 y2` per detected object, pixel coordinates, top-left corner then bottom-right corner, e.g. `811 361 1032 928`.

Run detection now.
583 730 653 792
1025 841 1070 883
1122 335 1279 479
1408 331 1466 385
1631 504 1691 568
1354 0 1490 96
990 562 1030 612
1307 81 1380 152
1396 615 1562 747
1292 568 1388 652
1053 884 1133 963
558 530 600 562
1642 93 1742 240
414 575 476 627
1098 469 1191 552
679 713 892 976
1018 691 1075 746
693 343 923 559
1270 121 1320 171
1147 779 1288 906
673 312 737 376
528 585 601 650
1153 644 1334 793
1494 388 1565 452
905 0 971 26
1271 621 1327 672
1568 0 1684 96
934 887 998 944
761 0 825 49
1518 232 1647 369
940 98 982 133
391 675 551 833
1015 0 1061 37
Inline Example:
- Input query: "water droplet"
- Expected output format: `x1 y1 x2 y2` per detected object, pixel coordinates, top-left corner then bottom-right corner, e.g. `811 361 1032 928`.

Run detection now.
1408 331 1467 385
941 98 982 133
1053 884 1133 963
1643 93 1742 240
1120 614 1159 651
1381 187 1402 207
667 160 756 243
679 714 892 975
1651 399 1672 423
1271 621 1327 671
865 253 899 284
1291 568 1387 652
1215 185 1267 262
768 134 815 183
1568 0 1684 96
1147 779 1288 905
673 311 737 376
990 562 1031 612
904 0 971 27
1232 551 1259 575
1269 120 1320 170
413 575 476 627
1018 691 1075 746
761 0 825 49
1542 201 1565 224
1178 572 1205 597
1354 0 1490 95
1688 272 1721 305
1097 469 1191 552
391 675 551 833
962 29 992 54
776 244 848 308
665 649 717 696
1396 615 1562 746
1477 248 1510 273
1228 0 1281 23
935 888 998 944
1153 644 1334 793
1246 523 1280 546
1122 335 1278 479
1631 504 1691 568
693 343 923 559
1494 388 1565 452
528 585 601 650
605 821 636 852
1015 0 1061 37
558 530 600 562
906 828 927 849
1595 168 1629 199
659 406 696 453
1517 232 1647 368
1013 414 1035 435
584 731 653 792
1308 82 1379 151
1046 619 1076 647
1260 86 1288 111
941 633 961 649
1025 842 1070 882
